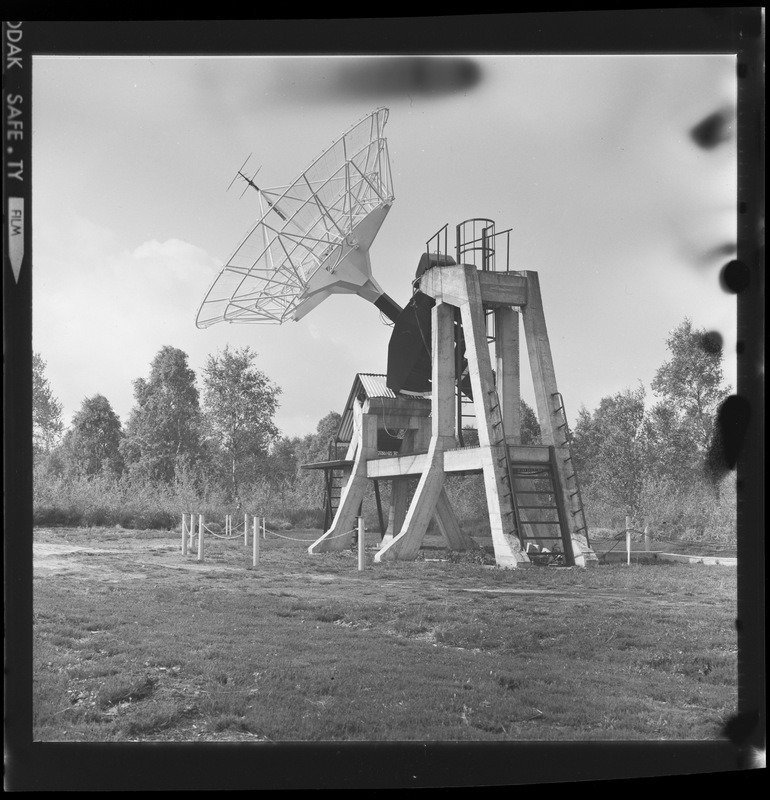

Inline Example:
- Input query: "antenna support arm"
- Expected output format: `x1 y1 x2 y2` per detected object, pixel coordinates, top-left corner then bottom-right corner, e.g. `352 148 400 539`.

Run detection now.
374 293 403 324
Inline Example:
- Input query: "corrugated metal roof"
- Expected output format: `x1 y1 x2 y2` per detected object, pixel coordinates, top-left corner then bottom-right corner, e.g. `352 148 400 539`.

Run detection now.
357 373 397 400
336 373 409 445
336 374 376 444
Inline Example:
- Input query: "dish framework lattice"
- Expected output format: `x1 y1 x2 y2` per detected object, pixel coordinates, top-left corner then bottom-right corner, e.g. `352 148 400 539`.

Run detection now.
196 107 394 327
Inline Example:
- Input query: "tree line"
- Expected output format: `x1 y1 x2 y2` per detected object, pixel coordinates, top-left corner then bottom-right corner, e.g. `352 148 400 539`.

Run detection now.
32 319 735 541
570 319 734 540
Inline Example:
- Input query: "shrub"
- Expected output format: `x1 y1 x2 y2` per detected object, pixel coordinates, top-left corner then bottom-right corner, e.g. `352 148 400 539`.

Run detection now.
580 473 736 544
639 474 736 544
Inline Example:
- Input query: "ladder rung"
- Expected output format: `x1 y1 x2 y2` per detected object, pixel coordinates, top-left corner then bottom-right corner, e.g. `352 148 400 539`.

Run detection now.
511 470 550 476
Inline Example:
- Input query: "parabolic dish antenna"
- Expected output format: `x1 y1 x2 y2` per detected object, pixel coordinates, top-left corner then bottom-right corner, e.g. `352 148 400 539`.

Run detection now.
196 107 396 328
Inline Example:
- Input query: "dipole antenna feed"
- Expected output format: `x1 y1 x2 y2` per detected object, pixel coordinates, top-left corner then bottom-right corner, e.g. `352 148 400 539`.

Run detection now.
227 154 264 200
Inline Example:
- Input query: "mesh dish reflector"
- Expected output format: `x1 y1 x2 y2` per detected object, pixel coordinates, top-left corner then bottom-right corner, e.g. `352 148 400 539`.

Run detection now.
196 107 394 327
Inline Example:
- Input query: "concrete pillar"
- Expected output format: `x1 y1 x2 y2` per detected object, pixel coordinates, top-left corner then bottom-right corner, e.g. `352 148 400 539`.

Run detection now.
495 306 521 445
376 302 455 562
309 413 378 553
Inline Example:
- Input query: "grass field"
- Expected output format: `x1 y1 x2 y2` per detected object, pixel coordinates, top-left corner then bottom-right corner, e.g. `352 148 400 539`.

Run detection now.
32 525 738 743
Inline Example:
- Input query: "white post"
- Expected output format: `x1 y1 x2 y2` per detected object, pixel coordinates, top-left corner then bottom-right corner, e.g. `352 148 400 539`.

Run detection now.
244 514 249 546
358 517 365 572
198 514 205 562
262 517 266 540
644 524 650 552
625 515 631 565
189 514 196 551
252 515 260 567
182 514 188 555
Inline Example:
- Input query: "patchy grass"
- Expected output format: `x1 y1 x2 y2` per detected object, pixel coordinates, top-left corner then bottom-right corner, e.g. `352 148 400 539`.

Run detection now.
33 526 738 742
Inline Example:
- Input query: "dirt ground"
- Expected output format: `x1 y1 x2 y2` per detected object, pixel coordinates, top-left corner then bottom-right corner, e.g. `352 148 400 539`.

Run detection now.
33 539 189 581
32 528 736 605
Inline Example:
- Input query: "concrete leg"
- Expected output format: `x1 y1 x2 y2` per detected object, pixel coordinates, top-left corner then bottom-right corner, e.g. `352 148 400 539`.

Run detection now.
309 414 377 554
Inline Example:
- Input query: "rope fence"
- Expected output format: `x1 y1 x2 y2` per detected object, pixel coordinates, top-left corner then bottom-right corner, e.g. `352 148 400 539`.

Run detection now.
593 515 736 564
261 526 358 543
182 511 732 572
601 527 735 551
181 513 365 569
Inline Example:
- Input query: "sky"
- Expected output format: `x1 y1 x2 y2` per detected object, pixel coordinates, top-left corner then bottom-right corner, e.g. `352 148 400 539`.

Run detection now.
31 54 738 440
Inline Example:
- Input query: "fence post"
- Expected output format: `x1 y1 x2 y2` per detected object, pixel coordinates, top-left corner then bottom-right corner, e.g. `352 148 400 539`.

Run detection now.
198 514 205 562
625 515 631 565
189 514 196 551
263 517 266 540
252 515 260 567
644 524 650 552
182 514 188 555
358 516 365 571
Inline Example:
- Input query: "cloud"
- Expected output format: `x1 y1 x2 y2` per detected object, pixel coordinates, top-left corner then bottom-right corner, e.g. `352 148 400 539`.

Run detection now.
33 217 220 427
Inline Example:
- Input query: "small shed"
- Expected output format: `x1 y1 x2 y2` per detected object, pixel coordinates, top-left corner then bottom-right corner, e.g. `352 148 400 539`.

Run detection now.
302 373 432 531
334 373 431 455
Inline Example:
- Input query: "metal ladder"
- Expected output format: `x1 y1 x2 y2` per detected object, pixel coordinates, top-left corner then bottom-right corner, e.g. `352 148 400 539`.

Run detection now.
486 388 524 545
510 454 574 565
323 438 345 531
488 387 577 565
551 392 590 547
